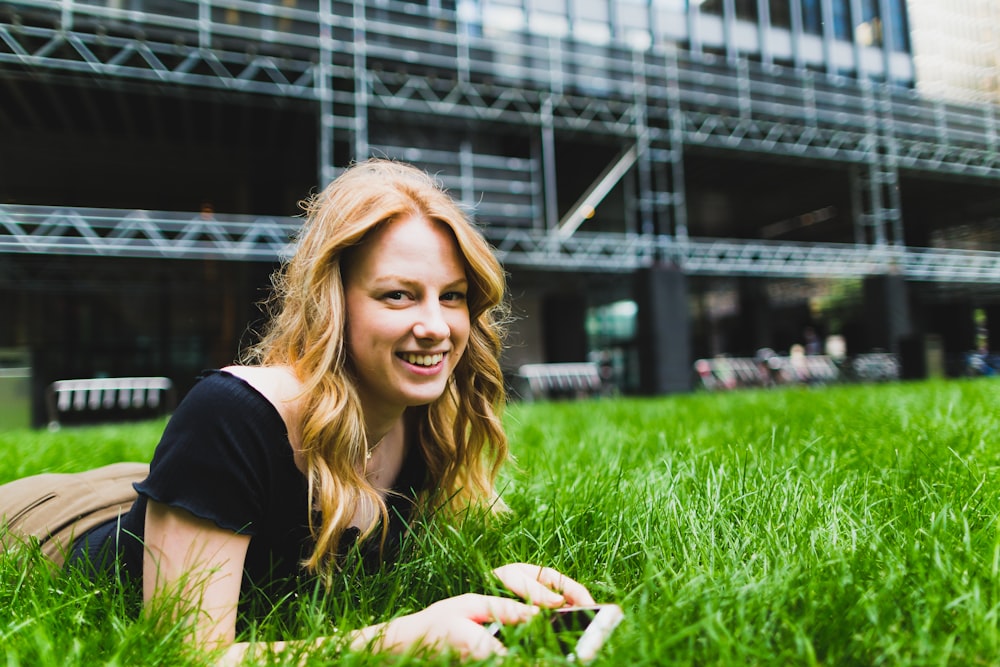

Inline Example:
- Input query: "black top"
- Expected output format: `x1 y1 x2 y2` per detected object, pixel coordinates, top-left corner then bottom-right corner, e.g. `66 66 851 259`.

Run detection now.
69 370 428 623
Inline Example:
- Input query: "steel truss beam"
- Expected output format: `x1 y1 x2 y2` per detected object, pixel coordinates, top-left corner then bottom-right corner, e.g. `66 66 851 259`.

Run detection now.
487 229 1000 282
365 73 639 136
0 205 298 261
675 109 874 161
3 3 999 180
0 21 319 98
4 204 1000 283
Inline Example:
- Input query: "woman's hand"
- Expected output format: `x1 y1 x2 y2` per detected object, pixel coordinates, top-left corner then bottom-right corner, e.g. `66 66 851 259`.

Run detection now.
352 593 539 660
225 568 591 664
492 563 597 608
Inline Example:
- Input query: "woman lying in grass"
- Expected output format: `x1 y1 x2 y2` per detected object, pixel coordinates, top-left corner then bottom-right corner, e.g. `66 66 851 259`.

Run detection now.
4 159 593 663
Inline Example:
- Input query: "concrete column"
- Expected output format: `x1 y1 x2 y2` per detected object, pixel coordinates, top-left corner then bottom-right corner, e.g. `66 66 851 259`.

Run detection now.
736 278 772 355
634 266 691 394
984 305 1000 352
542 293 589 363
924 301 976 376
862 274 912 355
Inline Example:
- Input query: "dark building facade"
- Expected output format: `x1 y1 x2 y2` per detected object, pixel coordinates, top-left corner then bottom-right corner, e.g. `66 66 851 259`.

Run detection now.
2 0 999 423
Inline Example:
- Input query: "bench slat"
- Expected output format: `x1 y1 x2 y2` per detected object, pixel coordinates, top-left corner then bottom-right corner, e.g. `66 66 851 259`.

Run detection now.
516 362 604 401
46 376 175 430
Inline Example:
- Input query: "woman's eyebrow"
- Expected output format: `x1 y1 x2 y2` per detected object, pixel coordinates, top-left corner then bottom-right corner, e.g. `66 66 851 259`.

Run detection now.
371 275 468 288
371 275 419 288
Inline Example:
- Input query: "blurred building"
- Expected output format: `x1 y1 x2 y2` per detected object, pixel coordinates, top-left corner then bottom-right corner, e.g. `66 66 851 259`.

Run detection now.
908 0 1000 104
1 1 999 422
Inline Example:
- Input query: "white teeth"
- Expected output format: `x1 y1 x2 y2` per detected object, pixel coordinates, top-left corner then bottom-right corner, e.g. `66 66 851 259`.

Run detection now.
403 353 443 366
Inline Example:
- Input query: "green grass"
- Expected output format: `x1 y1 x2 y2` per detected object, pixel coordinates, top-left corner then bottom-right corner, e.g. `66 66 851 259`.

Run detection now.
3 379 1000 665
0 375 31 431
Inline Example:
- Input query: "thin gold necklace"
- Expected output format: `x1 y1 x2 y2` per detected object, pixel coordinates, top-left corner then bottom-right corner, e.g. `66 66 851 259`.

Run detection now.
366 436 386 461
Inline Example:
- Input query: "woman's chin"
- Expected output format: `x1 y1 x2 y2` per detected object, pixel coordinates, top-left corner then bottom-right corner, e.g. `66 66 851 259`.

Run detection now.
401 382 450 406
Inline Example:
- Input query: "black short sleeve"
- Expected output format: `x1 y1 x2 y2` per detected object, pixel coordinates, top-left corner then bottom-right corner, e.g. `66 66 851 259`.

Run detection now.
127 370 313 608
71 369 427 625
135 370 298 535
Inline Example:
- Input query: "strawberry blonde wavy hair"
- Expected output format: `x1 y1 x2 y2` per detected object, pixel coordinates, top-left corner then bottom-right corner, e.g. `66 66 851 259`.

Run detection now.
245 159 510 573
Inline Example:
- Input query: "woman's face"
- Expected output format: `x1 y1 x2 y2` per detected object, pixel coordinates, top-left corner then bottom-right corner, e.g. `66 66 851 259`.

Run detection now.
343 215 471 418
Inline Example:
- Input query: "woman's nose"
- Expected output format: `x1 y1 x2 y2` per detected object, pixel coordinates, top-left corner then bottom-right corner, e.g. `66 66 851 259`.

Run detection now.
412 301 450 340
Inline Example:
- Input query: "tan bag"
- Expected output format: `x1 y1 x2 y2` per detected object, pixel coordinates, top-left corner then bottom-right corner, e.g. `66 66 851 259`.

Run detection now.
0 462 148 567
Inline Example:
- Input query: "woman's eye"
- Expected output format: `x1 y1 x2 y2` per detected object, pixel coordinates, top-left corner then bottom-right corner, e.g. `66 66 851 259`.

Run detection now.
441 291 467 303
383 290 409 302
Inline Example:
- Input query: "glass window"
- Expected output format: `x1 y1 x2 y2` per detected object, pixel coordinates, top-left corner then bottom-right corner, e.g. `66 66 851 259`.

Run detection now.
856 0 881 46
801 0 822 35
572 0 609 22
616 0 652 50
482 0 526 31
859 0 878 22
529 0 569 37
699 0 724 16
769 0 791 28
885 0 909 52
586 300 638 343
831 0 851 40
735 0 757 21
653 0 689 43
532 0 566 13
653 0 687 10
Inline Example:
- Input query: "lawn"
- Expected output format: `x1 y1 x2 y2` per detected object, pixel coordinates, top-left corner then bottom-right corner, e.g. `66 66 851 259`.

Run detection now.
2 378 1000 665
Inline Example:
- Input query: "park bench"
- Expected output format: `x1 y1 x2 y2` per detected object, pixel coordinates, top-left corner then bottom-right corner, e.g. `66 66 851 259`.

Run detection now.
848 352 901 382
694 354 842 390
695 352 901 390
515 362 604 401
45 376 175 430
694 356 769 390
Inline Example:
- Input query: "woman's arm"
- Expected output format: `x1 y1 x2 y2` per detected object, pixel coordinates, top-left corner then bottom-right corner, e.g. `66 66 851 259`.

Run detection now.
218 593 540 665
143 500 542 664
143 500 250 648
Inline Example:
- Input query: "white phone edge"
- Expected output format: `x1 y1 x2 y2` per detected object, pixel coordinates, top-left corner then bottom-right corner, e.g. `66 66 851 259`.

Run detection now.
568 604 624 664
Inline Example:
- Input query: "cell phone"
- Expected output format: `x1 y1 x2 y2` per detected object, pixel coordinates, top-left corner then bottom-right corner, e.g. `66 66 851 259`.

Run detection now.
549 604 624 663
488 604 624 663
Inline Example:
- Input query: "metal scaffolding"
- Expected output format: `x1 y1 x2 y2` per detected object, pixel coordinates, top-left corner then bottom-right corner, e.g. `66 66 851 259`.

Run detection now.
5 204 1000 283
2 0 1000 280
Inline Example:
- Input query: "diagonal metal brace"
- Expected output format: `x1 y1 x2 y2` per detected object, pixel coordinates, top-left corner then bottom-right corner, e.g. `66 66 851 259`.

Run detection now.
556 143 640 239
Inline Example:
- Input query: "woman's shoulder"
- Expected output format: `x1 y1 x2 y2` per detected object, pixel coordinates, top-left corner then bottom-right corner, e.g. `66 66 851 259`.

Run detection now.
219 365 306 441
221 364 300 396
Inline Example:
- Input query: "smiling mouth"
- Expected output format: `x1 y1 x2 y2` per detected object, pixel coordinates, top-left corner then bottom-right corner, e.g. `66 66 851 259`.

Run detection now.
399 352 444 367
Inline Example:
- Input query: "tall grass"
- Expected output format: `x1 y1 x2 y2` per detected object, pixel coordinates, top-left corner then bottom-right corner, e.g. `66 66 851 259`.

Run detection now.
2 379 999 665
